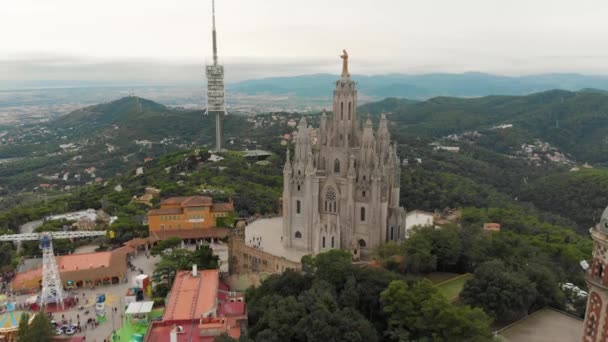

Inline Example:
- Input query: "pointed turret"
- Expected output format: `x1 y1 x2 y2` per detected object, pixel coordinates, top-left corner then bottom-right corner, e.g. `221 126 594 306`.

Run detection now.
377 113 390 163
332 50 358 148
284 148 292 172
320 110 328 146
359 117 375 167
294 117 312 164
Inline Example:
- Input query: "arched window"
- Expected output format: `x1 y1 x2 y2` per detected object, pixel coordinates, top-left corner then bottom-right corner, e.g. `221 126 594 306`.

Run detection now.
295 231 302 239
362 191 366 198
340 134 343 141
331 236 335 248
296 200 301 214
358 239 366 248
322 236 326 248
341 102 344 118
390 226 394 240
325 187 337 213
334 159 340 173
363 175 366 181
360 207 365 221
297 185 300 191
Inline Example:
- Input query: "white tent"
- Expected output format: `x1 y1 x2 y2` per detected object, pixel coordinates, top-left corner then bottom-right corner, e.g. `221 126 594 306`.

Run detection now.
125 301 155 323
125 301 154 315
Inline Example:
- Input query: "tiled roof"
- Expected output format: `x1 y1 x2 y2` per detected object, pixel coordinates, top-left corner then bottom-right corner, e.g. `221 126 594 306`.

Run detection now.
163 270 219 321
181 196 213 207
148 208 182 215
13 251 121 286
211 203 234 212
58 251 113 271
160 197 188 205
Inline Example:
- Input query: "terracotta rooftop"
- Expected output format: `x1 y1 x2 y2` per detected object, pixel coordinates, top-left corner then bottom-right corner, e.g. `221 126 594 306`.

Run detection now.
163 270 219 321
181 196 213 207
57 251 113 271
160 197 188 205
211 203 234 212
13 251 120 285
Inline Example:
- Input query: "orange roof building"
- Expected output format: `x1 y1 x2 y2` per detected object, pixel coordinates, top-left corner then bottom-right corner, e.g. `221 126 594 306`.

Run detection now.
12 250 127 292
144 269 247 342
483 222 501 232
147 196 234 237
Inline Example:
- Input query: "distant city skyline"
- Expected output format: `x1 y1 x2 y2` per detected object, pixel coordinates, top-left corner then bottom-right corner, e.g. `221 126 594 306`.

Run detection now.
2 0 608 84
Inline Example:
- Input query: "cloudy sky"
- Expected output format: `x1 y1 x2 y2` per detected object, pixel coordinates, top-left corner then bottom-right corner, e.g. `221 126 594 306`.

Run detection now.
2 0 608 84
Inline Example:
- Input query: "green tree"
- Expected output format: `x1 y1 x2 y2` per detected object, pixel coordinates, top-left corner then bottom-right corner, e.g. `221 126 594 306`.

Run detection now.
150 236 182 256
17 312 30 340
18 311 55 342
461 260 537 322
381 279 493 342
310 249 353 289
403 232 437 274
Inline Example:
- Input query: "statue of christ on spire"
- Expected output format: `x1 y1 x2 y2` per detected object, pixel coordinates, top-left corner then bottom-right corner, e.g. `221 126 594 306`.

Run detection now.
340 49 349 77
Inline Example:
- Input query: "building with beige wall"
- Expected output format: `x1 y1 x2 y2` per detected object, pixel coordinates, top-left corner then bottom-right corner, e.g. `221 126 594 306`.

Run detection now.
147 196 233 235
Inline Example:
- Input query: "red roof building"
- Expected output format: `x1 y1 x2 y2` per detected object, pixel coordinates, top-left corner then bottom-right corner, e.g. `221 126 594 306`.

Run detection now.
144 269 247 342
483 222 501 232
12 250 127 292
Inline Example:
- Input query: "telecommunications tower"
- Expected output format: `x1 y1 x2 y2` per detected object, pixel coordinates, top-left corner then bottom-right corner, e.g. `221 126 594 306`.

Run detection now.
205 0 227 152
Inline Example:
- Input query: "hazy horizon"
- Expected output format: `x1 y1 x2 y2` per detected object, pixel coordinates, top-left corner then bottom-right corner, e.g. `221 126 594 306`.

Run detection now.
3 0 608 85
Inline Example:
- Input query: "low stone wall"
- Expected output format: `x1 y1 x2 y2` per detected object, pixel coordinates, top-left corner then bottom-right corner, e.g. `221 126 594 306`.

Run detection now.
229 239 301 275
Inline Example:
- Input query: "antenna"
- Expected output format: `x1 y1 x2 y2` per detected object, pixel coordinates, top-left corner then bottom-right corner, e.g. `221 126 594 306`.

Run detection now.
212 0 218 66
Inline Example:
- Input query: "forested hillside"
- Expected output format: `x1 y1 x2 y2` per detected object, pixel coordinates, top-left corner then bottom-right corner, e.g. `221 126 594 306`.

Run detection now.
362 89 608 164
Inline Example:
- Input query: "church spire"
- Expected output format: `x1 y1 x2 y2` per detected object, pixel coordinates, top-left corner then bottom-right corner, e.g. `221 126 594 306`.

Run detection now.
294 117 312 164
284 148 291 172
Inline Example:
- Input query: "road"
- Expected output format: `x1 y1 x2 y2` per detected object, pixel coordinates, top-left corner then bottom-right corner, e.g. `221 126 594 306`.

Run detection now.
17 219 43 251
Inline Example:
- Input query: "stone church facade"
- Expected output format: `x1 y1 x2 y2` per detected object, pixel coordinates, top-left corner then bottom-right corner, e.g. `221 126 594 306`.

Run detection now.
582 205 608 341
282 51 406 258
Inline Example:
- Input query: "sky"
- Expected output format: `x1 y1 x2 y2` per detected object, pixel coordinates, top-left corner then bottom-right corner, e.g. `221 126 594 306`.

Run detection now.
2 0 608 84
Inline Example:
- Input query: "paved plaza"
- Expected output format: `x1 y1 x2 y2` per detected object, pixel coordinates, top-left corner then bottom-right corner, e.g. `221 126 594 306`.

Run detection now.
245 217 308 262
13 252 161 342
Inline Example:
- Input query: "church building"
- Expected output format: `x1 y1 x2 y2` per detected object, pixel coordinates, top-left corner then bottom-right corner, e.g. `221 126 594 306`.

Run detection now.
282 51 406 258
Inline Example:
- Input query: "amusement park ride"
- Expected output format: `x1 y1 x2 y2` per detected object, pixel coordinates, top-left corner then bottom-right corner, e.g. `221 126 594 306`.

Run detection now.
0 231 106 309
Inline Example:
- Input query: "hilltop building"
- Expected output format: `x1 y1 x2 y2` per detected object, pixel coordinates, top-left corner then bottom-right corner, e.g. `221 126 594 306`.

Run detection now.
147 196 234 240
144 268 247 341
581 205 608 341
282 51 406 258
12 250 127 292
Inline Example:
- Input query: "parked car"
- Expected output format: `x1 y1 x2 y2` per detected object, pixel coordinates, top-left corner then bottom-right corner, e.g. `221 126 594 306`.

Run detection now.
65 327 76 335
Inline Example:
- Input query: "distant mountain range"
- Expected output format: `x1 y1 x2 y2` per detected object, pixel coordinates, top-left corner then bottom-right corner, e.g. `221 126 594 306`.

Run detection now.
229 72 608 99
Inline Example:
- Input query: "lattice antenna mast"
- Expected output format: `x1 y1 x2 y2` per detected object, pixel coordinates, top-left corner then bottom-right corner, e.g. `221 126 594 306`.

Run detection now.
212 0 218 66
0 230 106 309
40 234 65 310
205 0 227 152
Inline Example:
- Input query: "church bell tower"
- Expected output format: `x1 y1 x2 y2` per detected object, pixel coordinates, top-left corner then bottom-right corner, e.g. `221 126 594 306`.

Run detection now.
582 206 608 341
